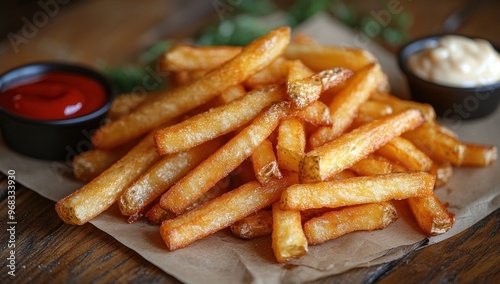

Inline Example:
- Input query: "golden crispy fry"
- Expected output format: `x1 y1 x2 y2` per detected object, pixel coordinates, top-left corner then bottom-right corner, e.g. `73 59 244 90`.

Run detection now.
284 43 376 72
429 162 453 188
145 202 176 225
230 209 273 239
349 157 393 176
300 109 424 183
56 132 161 225
161 102 292 214
118 138 224 217
245 57 288 88
407 194 455 236
461 143 497 167
287 59 315 81
251 139 282 184
287 66 353 109
160 174 297 250
371 92 436 121
271 202 308 263
281 172 435 211
296 100 332 126
304 202 398 245
72 140 137 182
402 121 466 166
172 69 210 86
161 44 241 72
309 64 383 148
92 27 291 149
276 117 306 172
376 136 433 172
154 84 285 155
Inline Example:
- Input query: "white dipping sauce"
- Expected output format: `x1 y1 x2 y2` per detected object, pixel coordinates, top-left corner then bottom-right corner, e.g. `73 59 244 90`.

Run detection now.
407 35 500 87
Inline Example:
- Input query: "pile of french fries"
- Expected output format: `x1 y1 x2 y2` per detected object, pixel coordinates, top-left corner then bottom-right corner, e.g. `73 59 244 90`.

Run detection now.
56 27 497 263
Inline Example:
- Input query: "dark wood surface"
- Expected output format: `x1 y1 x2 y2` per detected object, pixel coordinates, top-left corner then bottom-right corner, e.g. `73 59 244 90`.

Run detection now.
1 1 499 283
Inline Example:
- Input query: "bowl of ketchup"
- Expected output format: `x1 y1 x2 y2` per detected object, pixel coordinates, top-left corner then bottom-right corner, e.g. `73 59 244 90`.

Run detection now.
0 62 113 160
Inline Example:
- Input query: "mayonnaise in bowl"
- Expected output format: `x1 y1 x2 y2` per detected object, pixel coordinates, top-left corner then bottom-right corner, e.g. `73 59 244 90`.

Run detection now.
407 35 500 87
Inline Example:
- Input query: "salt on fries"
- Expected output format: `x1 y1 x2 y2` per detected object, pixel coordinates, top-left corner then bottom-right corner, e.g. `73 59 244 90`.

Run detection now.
56 27 497 263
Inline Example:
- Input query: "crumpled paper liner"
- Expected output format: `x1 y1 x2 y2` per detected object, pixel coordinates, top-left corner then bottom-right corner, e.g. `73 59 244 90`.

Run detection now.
1 14 498 284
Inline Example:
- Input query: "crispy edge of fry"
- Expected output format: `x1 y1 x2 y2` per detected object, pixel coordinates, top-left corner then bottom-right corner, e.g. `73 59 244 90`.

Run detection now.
118 137 224 217
160 174 297 250
371 92 436 121
55 131 160 225
251 139 283 184
376 136 433 172
276 117 306 172
92 27 291 150
429 162 453 188
145 202 176 225
407 194 455 236
154 84 285 155
160 101 292 214
230 209 273 239
309 63 382 149
304 202 398 245
271 202 308 263
460 143 497 167
281 172 435 211
300 109 424 183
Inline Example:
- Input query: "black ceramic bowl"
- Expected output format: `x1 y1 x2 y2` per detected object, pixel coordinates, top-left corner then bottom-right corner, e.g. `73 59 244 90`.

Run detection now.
0 62 113 160
398 35 500 120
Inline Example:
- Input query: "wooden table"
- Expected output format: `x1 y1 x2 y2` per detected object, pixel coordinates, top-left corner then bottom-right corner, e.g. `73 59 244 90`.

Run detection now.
1 1 499 283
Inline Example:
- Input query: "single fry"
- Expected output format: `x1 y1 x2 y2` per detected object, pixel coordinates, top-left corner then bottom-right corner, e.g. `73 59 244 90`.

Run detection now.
376 136 433 172
281 172 435 211
284 43 376 72
407 194 455 236
230 209 273 239
300 109 424 183
56 132 161 225
309 63 383 149
161 102 292 214
352 100 393 125
304 202 398 245
160 174 297 250
251 139 282 184
217 84 247 105
276 117 306 172
402 121 466 166
161 44 241 72
155 84 285 155
93 27 291 149
461 143 497 167
145 202 176 225
271 202 308 263
118 138 224 217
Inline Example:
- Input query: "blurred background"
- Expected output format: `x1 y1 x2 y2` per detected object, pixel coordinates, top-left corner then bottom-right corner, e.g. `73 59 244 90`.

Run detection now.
1 0 499 93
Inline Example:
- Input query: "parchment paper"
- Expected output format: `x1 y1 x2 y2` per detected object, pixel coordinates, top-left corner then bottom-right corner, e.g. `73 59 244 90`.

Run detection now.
1 14 499 284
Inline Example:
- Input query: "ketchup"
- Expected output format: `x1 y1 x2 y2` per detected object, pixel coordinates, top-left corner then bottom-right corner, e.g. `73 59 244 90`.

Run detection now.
0 72 107 120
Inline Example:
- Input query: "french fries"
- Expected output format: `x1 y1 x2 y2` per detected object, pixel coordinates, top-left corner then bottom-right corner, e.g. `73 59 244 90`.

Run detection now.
281 172 435 211
304 202 398 245
57 27 497 264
